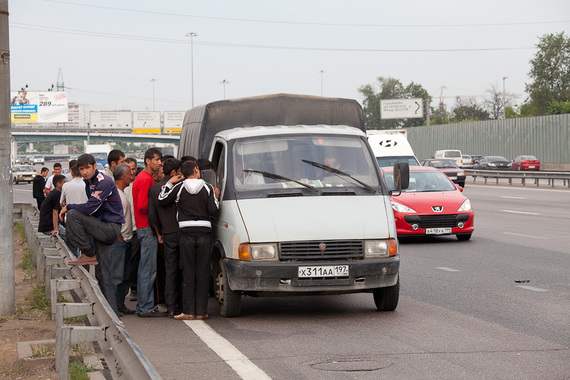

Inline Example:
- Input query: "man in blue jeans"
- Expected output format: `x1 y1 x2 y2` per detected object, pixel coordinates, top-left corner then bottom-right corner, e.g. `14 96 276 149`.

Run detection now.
60 154 124 316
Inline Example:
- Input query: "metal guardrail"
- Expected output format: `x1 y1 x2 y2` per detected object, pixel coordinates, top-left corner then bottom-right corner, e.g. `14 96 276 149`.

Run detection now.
465 169 570 188
17 204 162 380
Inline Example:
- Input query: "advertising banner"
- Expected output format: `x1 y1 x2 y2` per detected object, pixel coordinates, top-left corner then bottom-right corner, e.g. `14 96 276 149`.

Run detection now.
90 111 132 130
11 91 69 123
133 111 161 134
163 111 185 134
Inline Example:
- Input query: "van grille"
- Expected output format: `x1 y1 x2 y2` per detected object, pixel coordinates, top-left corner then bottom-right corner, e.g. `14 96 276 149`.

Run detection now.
279 240 364 261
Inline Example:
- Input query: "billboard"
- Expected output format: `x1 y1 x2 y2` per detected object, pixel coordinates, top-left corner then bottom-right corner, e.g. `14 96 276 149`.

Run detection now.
133 111 161 134
380 98 424 120
90 111 132 130
11 91 69 123
163 111 185 134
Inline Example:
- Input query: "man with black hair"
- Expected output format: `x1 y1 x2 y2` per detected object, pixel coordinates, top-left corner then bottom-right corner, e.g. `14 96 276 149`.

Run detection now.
59 154 125 313
38 174 66 237
33 167 49 209
159 161 220 320
104 149 126 178
180 155 196 163
44 162 62 196
149 158 183 317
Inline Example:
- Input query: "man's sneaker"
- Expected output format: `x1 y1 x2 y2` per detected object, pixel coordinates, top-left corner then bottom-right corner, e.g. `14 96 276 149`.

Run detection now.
138 310 167 318
155 304 168 313
68 254 98 266
129 290 137 301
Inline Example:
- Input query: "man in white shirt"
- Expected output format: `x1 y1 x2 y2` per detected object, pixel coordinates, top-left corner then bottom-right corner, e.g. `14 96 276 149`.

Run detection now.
60 165 88 206
44 162 62 196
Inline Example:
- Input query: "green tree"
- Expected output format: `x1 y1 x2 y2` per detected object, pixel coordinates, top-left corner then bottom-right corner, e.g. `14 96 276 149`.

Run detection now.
546 100 570 115
451 96 490 122
358 76 429 129
526 32 570 115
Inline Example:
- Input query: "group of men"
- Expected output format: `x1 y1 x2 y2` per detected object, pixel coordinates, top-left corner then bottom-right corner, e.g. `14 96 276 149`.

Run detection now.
35 148 220 320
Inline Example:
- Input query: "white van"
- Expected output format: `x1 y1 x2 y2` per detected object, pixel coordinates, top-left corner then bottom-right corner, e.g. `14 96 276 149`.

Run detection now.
434 149 463 166
367 132 420 167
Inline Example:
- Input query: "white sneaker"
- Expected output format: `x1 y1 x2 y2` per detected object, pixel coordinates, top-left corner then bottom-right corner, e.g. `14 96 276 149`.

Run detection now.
155 304 168 313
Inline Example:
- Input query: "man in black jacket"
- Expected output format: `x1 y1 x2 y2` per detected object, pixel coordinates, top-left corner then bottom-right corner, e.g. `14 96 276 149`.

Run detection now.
33 167 49 209
149 158 183 317
158 161 219 320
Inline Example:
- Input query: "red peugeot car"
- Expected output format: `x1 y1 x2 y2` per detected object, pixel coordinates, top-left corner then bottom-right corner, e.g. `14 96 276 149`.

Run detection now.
512 155 540 171
383 166 474 241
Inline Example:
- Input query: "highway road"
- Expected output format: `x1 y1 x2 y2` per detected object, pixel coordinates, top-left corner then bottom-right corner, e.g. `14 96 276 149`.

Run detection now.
12 174 570 379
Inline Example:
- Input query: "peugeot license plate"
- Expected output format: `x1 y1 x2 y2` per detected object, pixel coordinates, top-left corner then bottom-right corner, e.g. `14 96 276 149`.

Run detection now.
298 265 349 278
426 227 452 235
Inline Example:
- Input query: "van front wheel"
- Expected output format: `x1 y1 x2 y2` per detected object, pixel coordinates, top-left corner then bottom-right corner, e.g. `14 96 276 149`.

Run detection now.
373 277 400 311
215 260 242 317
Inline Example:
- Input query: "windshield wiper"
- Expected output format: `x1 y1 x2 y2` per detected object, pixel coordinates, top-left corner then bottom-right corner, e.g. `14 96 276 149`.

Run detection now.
301 159 376 193
243 169 318 194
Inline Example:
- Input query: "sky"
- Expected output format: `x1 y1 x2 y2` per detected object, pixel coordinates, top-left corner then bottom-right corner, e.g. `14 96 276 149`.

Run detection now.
7 0 570 112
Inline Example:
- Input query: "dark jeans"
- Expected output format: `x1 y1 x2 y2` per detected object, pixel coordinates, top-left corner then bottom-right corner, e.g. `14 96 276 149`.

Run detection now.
128 232 141 290
66 209 121 314
154 242 166 306
163 232 182 313
179 232 212 316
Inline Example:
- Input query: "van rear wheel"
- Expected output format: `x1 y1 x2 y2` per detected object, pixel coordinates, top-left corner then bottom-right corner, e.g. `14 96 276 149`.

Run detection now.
373 276 399 311
215 260 242 317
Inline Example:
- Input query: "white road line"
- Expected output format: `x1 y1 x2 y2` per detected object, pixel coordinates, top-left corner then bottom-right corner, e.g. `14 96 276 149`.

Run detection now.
500 196 525 199
516 285 548 292
502 232 550 240
184 320 271 380
501 210 539 215
435 267 461 272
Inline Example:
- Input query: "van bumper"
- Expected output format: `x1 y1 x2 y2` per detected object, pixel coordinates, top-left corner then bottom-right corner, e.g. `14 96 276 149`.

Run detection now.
224 257 399 294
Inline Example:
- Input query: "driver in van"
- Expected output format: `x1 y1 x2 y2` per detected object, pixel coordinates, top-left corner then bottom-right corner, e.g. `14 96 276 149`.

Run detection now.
235 157 264 185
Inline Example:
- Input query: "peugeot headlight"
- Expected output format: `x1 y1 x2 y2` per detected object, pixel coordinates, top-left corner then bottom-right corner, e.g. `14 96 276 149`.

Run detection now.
365 239 398 258
391 201 416 213
239 243 278 261
458 199 472 211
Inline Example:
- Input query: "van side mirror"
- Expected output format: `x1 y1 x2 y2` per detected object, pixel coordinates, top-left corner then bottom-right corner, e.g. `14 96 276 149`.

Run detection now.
393 162 409 193
201 169 217 188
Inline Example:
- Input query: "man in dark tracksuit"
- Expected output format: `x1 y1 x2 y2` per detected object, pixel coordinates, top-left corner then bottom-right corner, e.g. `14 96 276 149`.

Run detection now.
59 154 125 314
158 160 219 320
33 167 49 209
148 158 183 317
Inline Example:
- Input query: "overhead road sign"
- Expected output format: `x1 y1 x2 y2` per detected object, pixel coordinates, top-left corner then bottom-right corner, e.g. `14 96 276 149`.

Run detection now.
380 98 424 119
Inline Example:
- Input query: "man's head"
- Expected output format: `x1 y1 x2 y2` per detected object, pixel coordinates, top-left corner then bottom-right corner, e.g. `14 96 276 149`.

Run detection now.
153 163 164 184
144 148 162 174
76 154 97 181
181 155 196 164
70 165 81 178
181 161 199 179
197 158 213 171
40 167 49 177
69 159 77 169
163 158 181 177
53 163 62 175
52 174 66 190
324 155 340 169
107 149 126 170
124 157 137 182
113 163 132 190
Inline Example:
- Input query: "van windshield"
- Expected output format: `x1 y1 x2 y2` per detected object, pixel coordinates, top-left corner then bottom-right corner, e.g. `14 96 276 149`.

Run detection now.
232 134 381 194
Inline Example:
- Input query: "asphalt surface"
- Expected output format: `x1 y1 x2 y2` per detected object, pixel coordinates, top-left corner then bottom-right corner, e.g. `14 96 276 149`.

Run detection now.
12 168 570 379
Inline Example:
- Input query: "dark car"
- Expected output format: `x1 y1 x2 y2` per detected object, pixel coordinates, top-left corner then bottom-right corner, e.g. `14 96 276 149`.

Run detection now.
420 159 466 187
474 156 511 170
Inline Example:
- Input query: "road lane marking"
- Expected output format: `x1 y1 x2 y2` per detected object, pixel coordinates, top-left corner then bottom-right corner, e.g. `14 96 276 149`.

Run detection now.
516 285 548 292
500 196 525 199
435 267 460 272
501 210 539 215
502 232 550 240
184 320 271 380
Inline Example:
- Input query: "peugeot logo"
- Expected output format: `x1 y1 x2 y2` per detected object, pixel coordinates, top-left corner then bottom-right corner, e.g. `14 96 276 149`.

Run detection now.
319 243 327 252
432 206 444 212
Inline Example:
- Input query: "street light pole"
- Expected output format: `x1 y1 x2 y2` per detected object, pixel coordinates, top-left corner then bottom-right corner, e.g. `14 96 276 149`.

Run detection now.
219 79 230 99
502 76 508 118
150 78 157 111
185 32 199 108
319 70 326 96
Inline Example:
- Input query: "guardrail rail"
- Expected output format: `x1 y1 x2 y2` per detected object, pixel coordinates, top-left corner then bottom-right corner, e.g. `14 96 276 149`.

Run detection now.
466 169 570 188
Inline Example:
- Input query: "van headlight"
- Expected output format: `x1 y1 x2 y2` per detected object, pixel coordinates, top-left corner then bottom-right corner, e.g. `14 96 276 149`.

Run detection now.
239 243 278 261
365 239 398 258
458 199 472 211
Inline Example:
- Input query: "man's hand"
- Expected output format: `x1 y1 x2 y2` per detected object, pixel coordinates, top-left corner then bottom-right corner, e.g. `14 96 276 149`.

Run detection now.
50 229 58 236
59 205 68 222
214 187 220 199
168 174 184 184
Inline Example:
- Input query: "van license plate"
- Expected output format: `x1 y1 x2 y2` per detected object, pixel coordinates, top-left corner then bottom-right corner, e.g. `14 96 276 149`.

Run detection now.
426 227 452 235
298 265 349 278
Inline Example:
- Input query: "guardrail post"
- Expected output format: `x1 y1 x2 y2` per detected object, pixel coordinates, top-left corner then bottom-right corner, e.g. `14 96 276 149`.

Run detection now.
55 303 95 372
44 253 66 297
57 326 107 380
50 279 82 319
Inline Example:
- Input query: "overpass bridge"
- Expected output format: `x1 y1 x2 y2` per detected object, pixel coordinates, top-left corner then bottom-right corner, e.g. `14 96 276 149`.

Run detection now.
12 131 180 145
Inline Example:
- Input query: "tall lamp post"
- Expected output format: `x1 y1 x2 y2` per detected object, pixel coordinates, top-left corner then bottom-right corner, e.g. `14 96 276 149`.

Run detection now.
319 70 326 96
219 79 230 99
185 32 199 108
150 78 157 111
502 76 508 118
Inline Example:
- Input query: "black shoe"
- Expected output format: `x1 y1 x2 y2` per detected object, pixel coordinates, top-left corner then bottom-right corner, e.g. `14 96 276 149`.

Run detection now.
138 310 167 318
120 307 136 315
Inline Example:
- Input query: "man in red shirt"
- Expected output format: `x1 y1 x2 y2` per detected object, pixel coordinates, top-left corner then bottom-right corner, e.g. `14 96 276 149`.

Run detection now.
132 147 165 317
